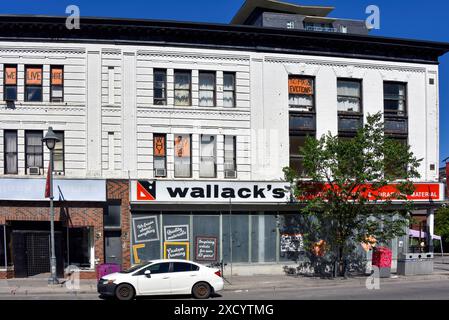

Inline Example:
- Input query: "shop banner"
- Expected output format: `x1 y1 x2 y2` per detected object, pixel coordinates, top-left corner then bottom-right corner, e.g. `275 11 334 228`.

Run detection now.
131 180 290 203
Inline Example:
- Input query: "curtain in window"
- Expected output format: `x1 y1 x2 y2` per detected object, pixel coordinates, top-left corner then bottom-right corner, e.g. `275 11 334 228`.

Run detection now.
53 132 64 172
174 72 191 106
174 135 191 177
223 73 235 107
4 131 17 174
288 95 313 109
200 135 216 177
26 132 43 168
199 73 215 107
337 81 361 112
224 136 236 171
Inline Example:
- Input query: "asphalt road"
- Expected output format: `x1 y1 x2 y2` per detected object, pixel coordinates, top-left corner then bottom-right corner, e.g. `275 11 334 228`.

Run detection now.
1 279 449 300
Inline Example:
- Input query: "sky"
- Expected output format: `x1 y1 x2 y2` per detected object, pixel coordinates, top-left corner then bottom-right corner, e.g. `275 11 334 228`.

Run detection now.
1 0 449 164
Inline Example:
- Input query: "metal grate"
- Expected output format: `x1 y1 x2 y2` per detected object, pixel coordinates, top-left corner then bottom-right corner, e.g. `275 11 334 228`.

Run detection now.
25 233 50 276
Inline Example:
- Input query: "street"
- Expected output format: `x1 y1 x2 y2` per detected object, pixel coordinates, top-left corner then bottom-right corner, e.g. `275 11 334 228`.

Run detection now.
1 278 449 300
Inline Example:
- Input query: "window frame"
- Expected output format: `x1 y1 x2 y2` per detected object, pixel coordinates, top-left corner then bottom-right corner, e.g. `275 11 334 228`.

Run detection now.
174 70 192 106
223 72 236 108
153 69 167 106
53 130 65 173
174 134 192 178
383 81 407 116
3 64 18 102
25 65 43 102
224 135 237 174
288 75 315 111
337 78 363 114
25 130 44 170
50 65 64 103
199 134 217 178
289 133 314 177
153 133 167 176
198 71 216 107
3 130 18 175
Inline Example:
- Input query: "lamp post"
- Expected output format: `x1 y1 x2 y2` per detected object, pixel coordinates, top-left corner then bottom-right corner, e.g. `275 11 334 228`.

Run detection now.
42 127 60 285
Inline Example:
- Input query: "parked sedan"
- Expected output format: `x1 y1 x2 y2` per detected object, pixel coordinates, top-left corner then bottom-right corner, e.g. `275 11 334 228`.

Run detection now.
98 259 224 300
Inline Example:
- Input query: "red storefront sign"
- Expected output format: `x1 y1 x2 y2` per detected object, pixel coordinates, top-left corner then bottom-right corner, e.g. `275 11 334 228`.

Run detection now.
297 183 443 202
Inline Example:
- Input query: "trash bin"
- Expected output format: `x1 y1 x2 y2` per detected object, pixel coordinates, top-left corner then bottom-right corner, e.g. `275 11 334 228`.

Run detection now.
96 263 121 280
397 253 434 276
372 246 392 278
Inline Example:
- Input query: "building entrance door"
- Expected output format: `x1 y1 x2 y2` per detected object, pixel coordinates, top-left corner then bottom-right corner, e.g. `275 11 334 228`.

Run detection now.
104 231 122 266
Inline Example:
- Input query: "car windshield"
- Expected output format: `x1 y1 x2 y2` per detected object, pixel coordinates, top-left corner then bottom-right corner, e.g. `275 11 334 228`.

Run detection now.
119 262 152 274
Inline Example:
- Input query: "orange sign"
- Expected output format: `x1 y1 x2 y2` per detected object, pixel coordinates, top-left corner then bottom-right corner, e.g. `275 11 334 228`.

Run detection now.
4 67 17 85
26 67 42 85
51 67 63 85
154 135 166 157
174 135 191 158
289 77 313 95
297 183 442 202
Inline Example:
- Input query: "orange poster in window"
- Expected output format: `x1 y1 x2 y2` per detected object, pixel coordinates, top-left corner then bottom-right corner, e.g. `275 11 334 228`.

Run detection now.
154 135 166 156
174 135 190 157
5 67 17 85
51 68 63 85
26 67 42 85
289 77 313 95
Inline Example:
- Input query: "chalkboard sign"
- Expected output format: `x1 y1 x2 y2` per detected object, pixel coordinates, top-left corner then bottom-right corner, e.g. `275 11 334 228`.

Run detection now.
164 225 189 242
164 242 189 260
133 216 159 243
195 237 218 261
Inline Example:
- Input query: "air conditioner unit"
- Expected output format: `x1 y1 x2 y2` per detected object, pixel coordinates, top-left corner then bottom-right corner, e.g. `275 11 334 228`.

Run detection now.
154 168 167 177
28 167 41 175
224 170 237 179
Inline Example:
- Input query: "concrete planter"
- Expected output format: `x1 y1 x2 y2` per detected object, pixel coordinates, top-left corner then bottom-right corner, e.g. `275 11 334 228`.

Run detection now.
397 253 434 276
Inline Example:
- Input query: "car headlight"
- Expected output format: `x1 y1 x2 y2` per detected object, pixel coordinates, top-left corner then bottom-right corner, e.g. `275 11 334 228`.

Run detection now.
101 279 116 285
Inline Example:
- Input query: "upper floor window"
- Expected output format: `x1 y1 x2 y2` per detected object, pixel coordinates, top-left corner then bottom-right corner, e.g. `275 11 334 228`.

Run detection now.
174 134 191 178
53 131 64 173
4 65 17 101
199 71 216 107
384 82 407 116
288 76 314 111
223 72 236 107
4 130 18 174
153 69 167 105
337 79 362 113
174 70 191 106
224 135 237 178
290 135 308 177
25 130 43 173
153 133 167 177
25 65 43 102
200 135 216 178
50 66 64 102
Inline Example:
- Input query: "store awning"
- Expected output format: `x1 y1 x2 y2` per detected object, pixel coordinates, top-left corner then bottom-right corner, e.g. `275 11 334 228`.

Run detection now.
409 229 442 240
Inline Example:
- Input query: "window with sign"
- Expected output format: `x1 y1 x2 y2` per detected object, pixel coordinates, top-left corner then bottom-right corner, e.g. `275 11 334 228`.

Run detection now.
4 65 17 101
153 69 167 105
174 70 191 106
153 133 167 177
199 71 216 107
25 65 43 102
51 66 64 102
200 135 216 178
337 79 362 113
384 82 407 116
288 76 314 111
174 134 192 178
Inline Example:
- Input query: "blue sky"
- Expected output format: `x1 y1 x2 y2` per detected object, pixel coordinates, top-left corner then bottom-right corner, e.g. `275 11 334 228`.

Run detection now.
1 0 449 164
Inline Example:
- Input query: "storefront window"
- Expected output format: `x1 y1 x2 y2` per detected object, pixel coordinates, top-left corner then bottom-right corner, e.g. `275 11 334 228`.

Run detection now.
193 215 220 262
68 228 92 268
131 213 161 263
250 214 278 263
222 214 249 263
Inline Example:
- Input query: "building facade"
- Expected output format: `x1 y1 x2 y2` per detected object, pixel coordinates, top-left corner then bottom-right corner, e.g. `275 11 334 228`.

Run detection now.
0 1 448 278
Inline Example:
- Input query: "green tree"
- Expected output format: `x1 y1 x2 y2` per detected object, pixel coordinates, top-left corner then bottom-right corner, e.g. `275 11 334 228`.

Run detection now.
435 205 449 251
283 113 422 277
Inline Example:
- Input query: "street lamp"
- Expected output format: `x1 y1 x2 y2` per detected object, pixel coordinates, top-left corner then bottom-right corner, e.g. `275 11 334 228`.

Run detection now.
42 127 60 285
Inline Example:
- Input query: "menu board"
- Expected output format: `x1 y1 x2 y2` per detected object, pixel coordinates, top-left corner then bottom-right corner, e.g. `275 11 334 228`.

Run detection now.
280 234 304 253
164 242 189 260
195 237 218 262
132 216 159 243
164 225 189 242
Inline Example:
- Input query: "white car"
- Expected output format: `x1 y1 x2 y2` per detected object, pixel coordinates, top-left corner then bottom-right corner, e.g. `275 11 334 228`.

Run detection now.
97 259 224 300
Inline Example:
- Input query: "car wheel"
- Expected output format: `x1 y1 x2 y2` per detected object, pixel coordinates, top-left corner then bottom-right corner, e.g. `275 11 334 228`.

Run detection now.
192 282 211 299
115 283 135 301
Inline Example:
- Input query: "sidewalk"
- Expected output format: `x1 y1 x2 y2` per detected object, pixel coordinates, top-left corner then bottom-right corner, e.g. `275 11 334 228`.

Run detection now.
1 263 448 297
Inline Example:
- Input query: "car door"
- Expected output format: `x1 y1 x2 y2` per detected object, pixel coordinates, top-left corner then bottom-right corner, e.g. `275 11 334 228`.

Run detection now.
135 262 171 296
170 262 201 294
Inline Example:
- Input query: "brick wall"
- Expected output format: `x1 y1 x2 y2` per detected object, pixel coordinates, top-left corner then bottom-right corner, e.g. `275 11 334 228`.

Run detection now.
106 180 131 269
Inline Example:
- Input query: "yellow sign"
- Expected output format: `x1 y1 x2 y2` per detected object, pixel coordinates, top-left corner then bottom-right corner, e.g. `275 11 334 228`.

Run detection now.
164 242 189 260
132 244 145 264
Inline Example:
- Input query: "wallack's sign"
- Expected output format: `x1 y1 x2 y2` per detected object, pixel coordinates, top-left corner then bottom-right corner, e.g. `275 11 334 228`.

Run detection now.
131 180 290 203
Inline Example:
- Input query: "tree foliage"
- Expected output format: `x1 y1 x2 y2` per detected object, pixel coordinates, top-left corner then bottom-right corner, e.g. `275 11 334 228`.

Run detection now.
283 113 422 277
435 205 449 250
